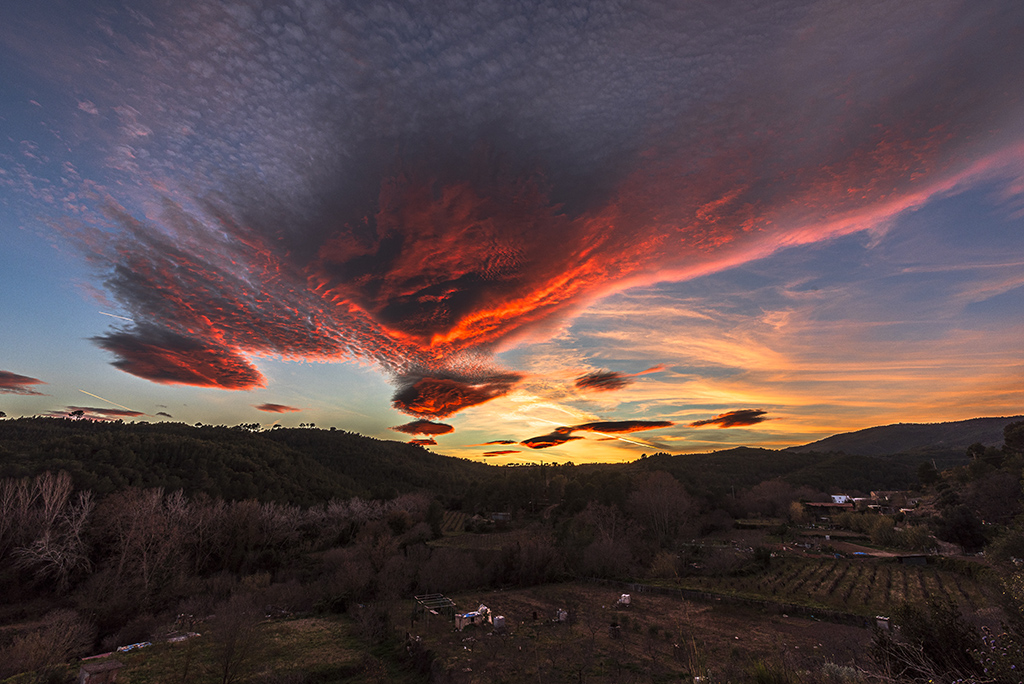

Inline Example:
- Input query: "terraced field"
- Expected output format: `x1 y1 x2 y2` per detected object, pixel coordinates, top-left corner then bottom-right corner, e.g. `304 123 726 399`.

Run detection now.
440 510 468 535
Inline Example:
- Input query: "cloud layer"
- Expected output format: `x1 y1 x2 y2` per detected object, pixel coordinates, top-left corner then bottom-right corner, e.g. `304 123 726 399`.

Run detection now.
8 1 1023 423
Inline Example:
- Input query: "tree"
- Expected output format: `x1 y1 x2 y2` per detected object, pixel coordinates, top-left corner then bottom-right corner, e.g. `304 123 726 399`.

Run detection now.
627 471 692 544
1004 420 1024 459
0 609 95 680
934 504 986 553
917 461 940 486
210 593 266 684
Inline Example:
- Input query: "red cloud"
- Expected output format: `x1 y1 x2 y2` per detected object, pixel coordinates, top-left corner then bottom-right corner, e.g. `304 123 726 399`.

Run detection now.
0 371 46 395
483 450 519 456
69 7 1020 422
254 403 301 413
391 373 521 419
93 325 264 390
390 419 454 436
410 437 437 446
689 409 768 428
484 440 516 445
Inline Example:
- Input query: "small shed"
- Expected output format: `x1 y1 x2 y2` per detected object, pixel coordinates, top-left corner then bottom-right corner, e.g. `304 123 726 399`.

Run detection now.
78 660 124 684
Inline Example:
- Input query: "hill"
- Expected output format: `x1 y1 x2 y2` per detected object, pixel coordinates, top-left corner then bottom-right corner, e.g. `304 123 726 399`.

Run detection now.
0 417 492 504
641 447 917 494
787 415 1022 460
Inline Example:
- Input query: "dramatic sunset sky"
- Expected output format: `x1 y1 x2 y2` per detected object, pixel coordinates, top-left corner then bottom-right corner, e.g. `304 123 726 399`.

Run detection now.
2 0 1023 463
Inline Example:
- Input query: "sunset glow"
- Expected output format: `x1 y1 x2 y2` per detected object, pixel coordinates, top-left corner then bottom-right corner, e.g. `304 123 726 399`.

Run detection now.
2 1 1022 462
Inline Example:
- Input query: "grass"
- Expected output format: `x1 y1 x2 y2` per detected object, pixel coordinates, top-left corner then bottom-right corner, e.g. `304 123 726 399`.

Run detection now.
110 615 417 684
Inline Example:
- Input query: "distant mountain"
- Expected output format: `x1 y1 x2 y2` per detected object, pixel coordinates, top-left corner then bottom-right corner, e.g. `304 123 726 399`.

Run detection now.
788 415 1023 458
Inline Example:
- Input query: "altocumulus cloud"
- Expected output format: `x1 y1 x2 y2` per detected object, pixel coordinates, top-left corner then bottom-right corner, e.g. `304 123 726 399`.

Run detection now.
12 1 1021 419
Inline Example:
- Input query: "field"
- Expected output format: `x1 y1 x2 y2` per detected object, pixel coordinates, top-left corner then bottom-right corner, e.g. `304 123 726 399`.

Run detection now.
45 562 1005 684
407 582 876 683
661 556 997 619
102 616 421 684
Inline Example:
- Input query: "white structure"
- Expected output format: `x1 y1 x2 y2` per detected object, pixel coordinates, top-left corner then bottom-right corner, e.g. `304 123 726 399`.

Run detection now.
831 494 851 504
617 593 631 606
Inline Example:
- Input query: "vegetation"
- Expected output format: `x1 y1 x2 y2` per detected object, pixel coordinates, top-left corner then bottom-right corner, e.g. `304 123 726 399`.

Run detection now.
0 416 1021 683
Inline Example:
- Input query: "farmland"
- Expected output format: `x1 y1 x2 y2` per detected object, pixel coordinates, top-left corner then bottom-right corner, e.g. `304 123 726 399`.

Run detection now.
659 556 996 619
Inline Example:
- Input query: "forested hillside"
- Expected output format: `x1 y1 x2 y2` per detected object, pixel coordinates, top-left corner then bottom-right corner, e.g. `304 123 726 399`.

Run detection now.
0 418 492 504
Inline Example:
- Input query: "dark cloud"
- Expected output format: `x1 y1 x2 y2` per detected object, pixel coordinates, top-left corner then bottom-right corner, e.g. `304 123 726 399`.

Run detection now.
156 411 172 418
410 437 437 446
390 419 454 436
572 420 674 434
65 406 145 417
521 427 582 449
689 409 768 428
392 372 522 419
0 371 46 395
575 371 631 392
483 450 519 456
93 325 264 390
484 440 517 445
254 403 301 413
53 406 145 420
521 419 673 449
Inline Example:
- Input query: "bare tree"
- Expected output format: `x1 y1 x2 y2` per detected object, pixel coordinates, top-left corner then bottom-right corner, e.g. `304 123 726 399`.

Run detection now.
627 471 692 544
211 593 267 684
13 490 94 590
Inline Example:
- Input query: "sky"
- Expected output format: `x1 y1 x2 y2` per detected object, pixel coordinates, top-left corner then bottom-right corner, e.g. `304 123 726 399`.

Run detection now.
1 0 1023 464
